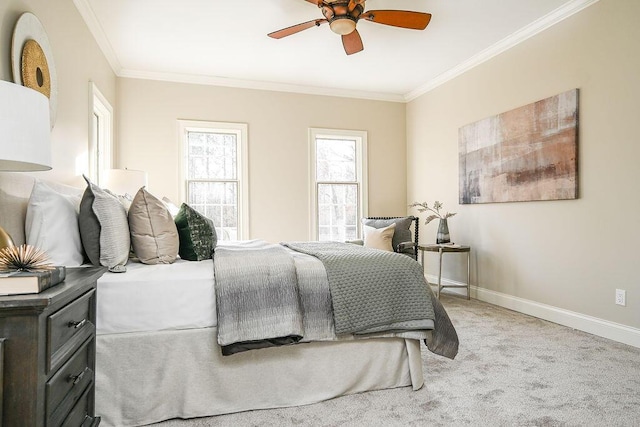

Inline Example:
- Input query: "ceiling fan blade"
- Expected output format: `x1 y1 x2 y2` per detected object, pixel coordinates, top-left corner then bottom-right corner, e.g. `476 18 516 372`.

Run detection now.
342 29 364 55
268 19 328 39
360 10 432 30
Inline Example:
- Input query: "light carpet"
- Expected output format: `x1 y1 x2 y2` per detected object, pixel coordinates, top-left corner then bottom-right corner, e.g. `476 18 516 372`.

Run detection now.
152 296 640 426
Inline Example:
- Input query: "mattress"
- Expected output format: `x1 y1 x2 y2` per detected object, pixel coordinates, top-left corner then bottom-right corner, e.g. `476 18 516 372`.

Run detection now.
96 258 215 335
95 240 436 340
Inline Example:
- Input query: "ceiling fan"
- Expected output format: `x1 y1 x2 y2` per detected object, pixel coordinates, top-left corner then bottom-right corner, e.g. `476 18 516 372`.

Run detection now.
268 0 432 55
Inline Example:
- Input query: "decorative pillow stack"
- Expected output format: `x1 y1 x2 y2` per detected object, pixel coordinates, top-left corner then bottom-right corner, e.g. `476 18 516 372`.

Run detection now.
174 203 217 261
79 176 130 272
128 187 179 264
25 180 84 266
24 175 217 270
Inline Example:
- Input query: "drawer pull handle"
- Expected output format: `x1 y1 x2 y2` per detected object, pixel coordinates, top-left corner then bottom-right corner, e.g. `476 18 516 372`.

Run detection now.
67 319 87 329
68 370 86 385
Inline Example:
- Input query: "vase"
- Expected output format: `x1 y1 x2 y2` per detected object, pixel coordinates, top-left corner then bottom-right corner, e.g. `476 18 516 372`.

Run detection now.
436 218 450 244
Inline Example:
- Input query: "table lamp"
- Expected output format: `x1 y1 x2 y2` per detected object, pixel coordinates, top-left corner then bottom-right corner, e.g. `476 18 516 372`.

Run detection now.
0 80 52 249
103 168 148 197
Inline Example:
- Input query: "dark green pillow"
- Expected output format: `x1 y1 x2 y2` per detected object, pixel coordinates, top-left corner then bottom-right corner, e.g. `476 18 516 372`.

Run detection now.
174 203 217 261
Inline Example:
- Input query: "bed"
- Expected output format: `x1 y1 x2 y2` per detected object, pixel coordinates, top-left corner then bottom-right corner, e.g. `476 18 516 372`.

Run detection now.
0 172 458 427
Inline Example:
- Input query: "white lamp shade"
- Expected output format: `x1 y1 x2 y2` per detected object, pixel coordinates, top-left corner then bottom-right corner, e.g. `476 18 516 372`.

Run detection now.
103 168 148 196
0 80 51 171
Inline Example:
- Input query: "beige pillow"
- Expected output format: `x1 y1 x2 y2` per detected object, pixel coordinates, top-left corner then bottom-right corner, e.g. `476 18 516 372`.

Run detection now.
363 223 396 252
128 187 179 264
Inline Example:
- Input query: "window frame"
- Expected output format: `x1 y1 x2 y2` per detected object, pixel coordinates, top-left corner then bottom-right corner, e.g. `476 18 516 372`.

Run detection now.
88 82 113 185
309 128 368 241
178 120 250 240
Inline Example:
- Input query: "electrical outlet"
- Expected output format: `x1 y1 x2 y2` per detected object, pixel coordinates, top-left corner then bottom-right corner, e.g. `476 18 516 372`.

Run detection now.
615 289 626 306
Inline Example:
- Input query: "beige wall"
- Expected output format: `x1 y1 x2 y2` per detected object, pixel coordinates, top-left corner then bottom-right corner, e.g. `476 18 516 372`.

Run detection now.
407 0 640 329
0 0 116 185
116 78 406 242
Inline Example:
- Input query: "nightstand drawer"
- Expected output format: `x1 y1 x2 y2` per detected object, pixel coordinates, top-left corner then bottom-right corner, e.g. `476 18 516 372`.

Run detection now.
48 289 96 372
61 378 100 427
46 338 93 422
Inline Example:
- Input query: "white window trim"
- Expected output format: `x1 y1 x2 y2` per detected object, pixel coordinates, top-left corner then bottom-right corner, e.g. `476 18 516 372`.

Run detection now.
177 120 250 240
309 128 368 241
88 82 113 185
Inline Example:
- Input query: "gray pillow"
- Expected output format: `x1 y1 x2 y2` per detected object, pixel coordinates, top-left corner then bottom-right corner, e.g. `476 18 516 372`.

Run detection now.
78 176 130 271
361 217 413 253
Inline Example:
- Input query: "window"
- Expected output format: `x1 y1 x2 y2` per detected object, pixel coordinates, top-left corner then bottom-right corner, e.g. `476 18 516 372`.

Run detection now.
310 128 368 241
89 82 113 185
178 120 249 241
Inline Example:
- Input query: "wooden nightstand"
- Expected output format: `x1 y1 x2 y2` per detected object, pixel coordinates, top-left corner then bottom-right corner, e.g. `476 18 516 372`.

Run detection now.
0 266 105 426
419 244 471 300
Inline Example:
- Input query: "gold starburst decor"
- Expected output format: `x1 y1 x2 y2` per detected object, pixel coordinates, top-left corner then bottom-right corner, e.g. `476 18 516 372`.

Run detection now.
0 244 53 272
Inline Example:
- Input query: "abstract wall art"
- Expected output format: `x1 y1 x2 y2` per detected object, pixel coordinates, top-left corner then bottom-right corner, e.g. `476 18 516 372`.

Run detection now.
459 89 578 204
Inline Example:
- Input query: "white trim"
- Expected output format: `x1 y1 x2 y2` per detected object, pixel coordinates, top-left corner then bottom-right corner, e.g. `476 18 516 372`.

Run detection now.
429 275 640 348
177 120 250 240
88 82 113 186
456 284 640 349
404 0 601 101
73 0 122 74
309 128 368 241
119 69 405 103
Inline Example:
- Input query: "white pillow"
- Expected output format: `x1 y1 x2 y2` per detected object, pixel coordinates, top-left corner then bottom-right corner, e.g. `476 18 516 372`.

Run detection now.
363 223 396 252
161 196 180 218
25 180 84 266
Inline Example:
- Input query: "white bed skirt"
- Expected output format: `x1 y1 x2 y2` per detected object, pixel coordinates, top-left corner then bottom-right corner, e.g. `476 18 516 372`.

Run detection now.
95 328 424 426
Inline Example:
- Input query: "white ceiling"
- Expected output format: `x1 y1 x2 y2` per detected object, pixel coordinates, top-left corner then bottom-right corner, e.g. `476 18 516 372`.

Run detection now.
75 0 595 102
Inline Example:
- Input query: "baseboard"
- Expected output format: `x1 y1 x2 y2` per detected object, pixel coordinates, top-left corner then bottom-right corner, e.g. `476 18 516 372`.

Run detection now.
476 285 640 348
425 275 640 348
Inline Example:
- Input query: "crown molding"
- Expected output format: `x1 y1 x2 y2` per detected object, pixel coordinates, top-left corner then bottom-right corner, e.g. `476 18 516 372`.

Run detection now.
404 0 601 102
117 68 405 102
73 0 122 74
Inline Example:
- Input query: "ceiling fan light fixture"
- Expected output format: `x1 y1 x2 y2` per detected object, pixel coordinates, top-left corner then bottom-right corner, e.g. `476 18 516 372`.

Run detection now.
329 17 356 35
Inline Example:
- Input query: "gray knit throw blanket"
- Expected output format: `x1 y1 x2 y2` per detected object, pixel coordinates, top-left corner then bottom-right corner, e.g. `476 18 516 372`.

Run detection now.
283 242 458 359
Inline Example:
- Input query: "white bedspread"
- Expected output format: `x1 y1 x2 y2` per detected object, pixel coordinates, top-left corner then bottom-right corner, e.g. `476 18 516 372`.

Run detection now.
96 258 215 334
